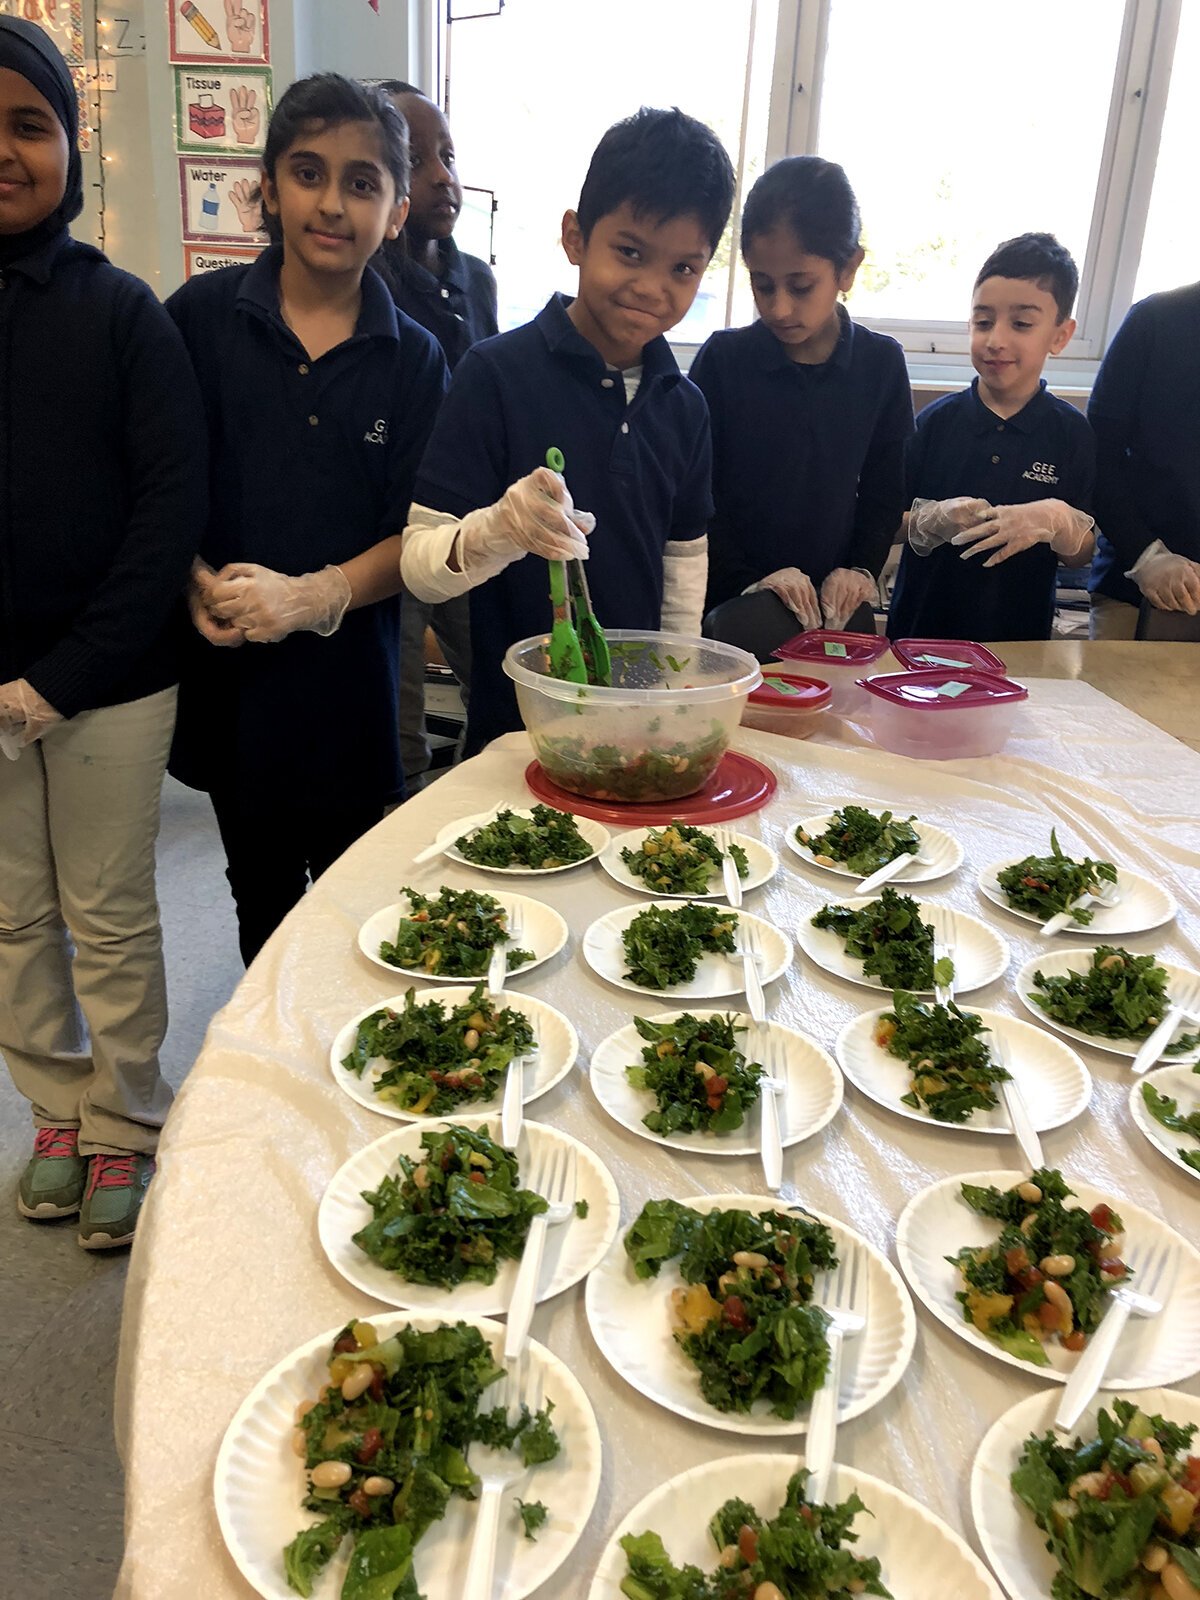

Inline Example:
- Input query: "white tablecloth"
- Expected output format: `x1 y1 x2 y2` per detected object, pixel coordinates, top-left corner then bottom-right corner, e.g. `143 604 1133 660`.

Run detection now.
115 681 1200 1599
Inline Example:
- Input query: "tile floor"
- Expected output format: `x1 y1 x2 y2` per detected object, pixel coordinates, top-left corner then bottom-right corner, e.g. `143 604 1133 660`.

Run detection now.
0 777 243 1597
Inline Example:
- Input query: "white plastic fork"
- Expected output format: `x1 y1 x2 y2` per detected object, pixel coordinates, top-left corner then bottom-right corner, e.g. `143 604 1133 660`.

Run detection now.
1131 987 1200 1076
713 825 743 908
505 1139 577 1359
411 806 502 866
933 907 958 1008
488 898 523 994
1054 1240 1175 1433
991 1034 1043 1171
1040 879 1122 937
855 845 934 897
753 1024 786 1192
501 1016 539 1150
806 1241 869 1505
462 1354 544 1600
737 915 767 1023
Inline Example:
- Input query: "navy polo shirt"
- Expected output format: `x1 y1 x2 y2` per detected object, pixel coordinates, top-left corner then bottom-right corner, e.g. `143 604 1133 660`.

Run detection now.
690 311 914 608
165 245 448 803
1087 282 1200 606
887 379 1095 641
414 292 713 754
381 237 498 371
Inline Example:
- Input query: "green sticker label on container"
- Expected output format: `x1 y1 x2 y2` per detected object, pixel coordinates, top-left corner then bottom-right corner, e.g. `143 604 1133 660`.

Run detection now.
917 653 972 669
823 642 849 658
934 679 973 698
763 677 805 696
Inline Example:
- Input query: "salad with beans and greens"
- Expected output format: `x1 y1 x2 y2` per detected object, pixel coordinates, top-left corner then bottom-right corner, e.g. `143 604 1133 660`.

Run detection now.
379 886 533 978
795 806 920 876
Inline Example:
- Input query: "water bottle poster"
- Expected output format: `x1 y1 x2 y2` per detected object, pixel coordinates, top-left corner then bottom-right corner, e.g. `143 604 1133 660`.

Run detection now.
169 0 269 66
174 65 272 156
178 154 267 245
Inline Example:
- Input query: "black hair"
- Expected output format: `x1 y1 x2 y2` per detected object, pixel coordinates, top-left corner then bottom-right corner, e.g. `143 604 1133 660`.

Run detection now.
375 79 423 99
260 73 410 241
974 232 1079 322
576 106 734 254
740 156 861 271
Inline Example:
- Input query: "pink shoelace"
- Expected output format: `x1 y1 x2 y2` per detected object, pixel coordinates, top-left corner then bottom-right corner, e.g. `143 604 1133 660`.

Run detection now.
33 1126 79 1160
86 1153 152 1197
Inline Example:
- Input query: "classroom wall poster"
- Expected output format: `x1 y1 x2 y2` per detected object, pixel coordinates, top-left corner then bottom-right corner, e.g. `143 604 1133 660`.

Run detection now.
178 154 266 245
168 0 268 66
184 243 260 277
173 64 271 156
0 1 84 63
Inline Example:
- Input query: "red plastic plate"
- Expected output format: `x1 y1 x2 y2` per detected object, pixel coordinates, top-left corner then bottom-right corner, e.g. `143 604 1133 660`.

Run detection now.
524 750 778 826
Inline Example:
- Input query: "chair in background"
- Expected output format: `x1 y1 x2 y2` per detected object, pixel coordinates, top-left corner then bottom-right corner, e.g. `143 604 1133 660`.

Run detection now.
1136 602 1200 641
702 589 876 663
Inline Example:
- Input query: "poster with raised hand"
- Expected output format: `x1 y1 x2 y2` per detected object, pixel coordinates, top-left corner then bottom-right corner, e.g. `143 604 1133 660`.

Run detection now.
169 0 269 65
178 155 268 245
174 65 272 155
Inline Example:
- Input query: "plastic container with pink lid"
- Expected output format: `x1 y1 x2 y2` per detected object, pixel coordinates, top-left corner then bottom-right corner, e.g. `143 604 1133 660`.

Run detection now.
890 637 1008 675
742 672 832 738
771 629 891 715
858 668 1028 759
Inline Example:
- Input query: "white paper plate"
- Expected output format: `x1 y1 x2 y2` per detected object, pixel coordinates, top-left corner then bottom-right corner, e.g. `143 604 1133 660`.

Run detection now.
1014 947 1200 1062
785 807 963 884
428 807 610 875
1129 1066 1200 1183
836 1006 1091 1135
797 897 1010 995
896 1168 1200 1386
581 902 792 1000
357 889 568 982
979 858 1177 936
972 1386 1200 1600
329 986 579 1121
599 826 779 900
585 1193 915 1435
588 1011 843 1156
214 1310 602 1600
590 1453 1004 1600
318 1115 621 1313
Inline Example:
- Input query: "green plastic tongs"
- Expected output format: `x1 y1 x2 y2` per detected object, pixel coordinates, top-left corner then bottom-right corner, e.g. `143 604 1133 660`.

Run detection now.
545 446 612 685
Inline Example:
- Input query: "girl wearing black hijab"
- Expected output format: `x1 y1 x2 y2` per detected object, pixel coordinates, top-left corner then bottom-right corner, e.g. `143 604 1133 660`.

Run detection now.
0 17 208 1248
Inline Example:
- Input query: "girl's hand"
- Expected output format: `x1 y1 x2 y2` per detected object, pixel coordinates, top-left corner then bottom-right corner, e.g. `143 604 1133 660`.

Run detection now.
207 562 352 643
951 500 1094 568
0 678 62 747
753 566 821 630
820 567 877 629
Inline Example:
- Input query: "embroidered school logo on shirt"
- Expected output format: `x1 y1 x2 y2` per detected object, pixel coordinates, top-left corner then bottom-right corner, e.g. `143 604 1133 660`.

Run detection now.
1022 459 1058 484
364 418 388 445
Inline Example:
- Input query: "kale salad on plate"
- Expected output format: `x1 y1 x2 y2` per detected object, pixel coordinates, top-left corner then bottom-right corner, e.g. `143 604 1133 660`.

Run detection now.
624 1013 765 1137
379 886 533 978
795 805 921 876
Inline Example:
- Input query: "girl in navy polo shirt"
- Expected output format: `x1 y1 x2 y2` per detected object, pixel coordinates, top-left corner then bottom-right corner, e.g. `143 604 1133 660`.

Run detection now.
691 157 913 633
167 75 447 964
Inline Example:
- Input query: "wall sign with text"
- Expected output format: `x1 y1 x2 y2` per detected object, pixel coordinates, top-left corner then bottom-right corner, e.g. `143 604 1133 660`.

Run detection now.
178 155 266 245
169 0 268 65
174 64 271 155
184 243 261 278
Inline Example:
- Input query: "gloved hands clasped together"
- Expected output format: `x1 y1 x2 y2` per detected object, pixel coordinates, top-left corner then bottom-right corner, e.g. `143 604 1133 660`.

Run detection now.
747 564 877 631
908 496 1095 568
0 678 62 756
1126 542 1200 615
188 557 352 646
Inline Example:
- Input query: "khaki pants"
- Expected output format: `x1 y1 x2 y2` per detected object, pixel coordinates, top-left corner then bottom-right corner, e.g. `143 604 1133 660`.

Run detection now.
0 688 176 1155
1089 594 1140 639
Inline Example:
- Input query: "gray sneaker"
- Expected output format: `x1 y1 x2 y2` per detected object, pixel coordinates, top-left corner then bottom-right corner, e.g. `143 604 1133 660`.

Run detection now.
78 1153 156 1250
18 1127 87 1219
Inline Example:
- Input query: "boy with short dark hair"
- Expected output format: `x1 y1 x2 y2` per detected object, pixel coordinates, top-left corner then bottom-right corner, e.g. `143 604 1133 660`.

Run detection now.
401 106 735 754
887 232 1096 642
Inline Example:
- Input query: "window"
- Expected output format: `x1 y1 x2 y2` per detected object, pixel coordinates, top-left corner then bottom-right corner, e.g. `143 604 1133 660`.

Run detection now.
437 0 1190 368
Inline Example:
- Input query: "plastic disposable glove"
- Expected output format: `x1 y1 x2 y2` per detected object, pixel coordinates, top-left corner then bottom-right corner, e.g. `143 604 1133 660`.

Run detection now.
458 466 595 572
908 496 992 556
951 500 1095 568
207 562 352 643
0 677 62 751
188 558 246 648
820 567 877 629
1127 542 1200 615
748 566 821 630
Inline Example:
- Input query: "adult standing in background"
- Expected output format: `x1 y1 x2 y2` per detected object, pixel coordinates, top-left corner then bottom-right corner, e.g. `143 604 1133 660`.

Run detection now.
1087 281 1200 636
375 81 498 790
